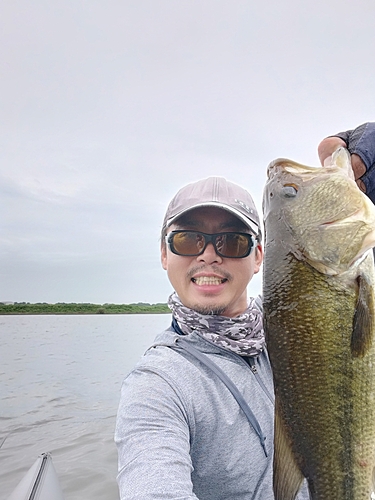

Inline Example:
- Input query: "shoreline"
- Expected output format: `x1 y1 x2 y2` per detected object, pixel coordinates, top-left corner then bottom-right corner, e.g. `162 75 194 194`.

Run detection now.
0 303 170 315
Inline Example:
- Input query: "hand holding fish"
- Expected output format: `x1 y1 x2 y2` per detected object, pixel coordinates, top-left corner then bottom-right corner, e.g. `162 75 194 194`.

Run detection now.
318 122 375 201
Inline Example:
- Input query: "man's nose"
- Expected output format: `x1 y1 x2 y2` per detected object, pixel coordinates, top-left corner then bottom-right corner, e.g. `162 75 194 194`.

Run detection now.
197 242 223 264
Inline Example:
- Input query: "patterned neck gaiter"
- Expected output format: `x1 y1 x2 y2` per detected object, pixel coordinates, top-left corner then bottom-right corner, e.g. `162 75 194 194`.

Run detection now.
168 292 265 357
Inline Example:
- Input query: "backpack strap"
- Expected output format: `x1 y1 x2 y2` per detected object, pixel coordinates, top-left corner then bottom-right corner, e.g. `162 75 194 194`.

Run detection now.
169 336 269 458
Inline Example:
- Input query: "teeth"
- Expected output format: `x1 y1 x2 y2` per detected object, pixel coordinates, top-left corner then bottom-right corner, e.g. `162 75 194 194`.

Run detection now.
193 277 224 285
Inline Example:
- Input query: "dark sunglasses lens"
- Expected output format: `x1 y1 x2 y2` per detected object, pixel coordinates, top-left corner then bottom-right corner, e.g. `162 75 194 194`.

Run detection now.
170 231 254 257
172 232 205 255
216 233 251 257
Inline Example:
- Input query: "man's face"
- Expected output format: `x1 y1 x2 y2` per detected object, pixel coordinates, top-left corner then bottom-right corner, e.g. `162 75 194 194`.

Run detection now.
161 206 263 318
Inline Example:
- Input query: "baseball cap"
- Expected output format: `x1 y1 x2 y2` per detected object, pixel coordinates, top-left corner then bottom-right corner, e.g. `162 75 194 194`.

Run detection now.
162 177 260 236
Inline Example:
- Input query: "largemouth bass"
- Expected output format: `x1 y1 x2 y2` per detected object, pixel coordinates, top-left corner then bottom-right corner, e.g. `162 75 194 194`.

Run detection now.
262 148 375 500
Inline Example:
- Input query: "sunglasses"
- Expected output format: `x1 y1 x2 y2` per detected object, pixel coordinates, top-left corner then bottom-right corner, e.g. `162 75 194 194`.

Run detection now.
166 230 257 258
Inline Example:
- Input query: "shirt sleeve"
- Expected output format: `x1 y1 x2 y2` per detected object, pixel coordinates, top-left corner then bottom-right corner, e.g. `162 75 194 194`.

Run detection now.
115 367 199 500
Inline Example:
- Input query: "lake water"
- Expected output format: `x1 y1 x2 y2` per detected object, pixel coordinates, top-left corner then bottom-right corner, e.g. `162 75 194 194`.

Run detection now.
0 313 171 500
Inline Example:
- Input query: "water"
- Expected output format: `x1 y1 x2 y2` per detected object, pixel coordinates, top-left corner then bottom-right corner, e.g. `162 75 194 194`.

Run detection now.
0 314 171 499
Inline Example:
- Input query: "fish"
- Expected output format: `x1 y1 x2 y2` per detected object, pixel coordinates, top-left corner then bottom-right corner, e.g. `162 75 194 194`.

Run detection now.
262 147 375 500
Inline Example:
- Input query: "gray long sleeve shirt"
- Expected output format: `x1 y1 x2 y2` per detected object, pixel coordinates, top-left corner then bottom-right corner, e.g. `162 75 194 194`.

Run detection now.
115 326 309 499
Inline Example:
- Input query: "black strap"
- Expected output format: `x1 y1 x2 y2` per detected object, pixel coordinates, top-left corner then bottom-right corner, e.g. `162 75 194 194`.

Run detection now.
170 336 268 457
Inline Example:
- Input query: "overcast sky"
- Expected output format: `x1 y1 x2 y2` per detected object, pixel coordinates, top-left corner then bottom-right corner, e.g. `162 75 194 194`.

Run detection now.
1 0 374 304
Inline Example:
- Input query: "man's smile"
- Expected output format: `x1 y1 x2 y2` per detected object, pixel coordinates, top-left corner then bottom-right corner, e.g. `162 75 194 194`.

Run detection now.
191 275 228 286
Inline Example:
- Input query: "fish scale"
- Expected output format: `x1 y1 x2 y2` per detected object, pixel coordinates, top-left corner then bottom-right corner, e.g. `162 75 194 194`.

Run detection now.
263 149 375 499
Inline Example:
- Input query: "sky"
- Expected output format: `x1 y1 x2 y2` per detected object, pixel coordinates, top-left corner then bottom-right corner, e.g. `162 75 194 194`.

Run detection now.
1 0 375 304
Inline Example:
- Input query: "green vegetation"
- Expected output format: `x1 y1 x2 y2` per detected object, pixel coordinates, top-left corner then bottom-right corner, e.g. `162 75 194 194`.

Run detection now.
0 302 170 315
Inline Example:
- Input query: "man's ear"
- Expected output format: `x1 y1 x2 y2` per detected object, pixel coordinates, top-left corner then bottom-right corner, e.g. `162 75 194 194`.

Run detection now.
161 244 168 270
253 244 263 274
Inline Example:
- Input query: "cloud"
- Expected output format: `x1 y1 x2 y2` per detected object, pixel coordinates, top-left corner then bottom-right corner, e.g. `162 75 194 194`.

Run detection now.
1 0 374 302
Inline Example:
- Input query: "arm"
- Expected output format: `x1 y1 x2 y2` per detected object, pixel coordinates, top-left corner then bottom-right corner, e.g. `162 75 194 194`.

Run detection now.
318 123 375 199
115 368 199 500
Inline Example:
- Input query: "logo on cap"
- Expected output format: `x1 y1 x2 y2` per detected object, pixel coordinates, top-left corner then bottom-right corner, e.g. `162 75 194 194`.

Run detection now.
235 199 255 214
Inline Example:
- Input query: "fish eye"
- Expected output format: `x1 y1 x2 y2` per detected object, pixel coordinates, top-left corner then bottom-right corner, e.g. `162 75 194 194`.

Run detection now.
282 184 298 197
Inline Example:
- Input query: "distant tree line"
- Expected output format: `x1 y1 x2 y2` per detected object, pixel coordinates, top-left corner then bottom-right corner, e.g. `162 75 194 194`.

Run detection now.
0 302 170 315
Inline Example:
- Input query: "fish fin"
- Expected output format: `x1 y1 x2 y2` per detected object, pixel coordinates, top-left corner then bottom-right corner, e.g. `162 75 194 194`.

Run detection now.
274 397 304 500
351 273 375 357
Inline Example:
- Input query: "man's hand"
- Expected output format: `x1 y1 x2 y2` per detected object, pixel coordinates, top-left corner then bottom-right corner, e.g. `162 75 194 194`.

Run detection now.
318 137 346 166
318 137 366 192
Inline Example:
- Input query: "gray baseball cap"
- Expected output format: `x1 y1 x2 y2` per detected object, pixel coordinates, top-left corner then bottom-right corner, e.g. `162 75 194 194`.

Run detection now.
162 177 260 236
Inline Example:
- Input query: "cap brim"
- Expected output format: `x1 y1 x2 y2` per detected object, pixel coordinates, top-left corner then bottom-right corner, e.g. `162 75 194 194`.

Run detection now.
166 201 259 235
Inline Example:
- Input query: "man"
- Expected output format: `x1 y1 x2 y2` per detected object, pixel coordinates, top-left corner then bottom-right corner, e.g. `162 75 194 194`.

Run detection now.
115 176 308 499
115 122 375 499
